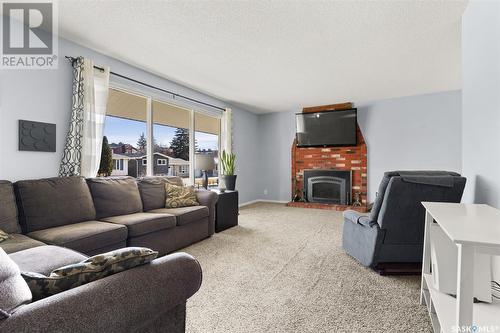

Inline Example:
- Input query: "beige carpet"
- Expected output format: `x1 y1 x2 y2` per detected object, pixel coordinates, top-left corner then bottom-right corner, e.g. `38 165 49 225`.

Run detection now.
183 203 431 333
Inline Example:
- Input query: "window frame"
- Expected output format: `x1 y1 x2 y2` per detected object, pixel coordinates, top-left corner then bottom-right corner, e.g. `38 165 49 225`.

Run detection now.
157 158 167 166
108 84 223 185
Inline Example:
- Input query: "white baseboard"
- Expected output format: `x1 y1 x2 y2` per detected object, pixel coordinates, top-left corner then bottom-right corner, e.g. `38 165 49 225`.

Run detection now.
239 200 260 207
239 199 289 208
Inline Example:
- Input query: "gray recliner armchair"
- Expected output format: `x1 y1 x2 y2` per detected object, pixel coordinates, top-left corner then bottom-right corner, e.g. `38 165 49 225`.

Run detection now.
342 171 466 269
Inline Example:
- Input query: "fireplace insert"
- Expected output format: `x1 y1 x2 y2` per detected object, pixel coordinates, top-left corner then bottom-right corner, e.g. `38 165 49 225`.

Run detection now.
303 169 352 204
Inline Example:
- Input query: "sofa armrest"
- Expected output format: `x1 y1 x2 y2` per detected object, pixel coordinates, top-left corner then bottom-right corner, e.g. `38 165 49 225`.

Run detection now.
0 252 202 333
343 210 376 227
196 189 218 236
357 215 377 227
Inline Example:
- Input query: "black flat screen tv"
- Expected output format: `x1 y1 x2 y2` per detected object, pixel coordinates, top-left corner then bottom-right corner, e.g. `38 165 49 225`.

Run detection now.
296 109 357 147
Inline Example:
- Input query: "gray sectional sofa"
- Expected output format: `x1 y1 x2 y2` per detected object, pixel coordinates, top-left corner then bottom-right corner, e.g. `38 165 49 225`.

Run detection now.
0 175 217 332
6 175 217 256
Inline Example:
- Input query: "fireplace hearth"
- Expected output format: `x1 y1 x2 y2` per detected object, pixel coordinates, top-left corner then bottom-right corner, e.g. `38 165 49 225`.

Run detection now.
304 170 351 205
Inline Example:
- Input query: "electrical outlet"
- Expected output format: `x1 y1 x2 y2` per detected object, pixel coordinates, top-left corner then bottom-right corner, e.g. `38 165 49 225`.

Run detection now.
264 189 268 195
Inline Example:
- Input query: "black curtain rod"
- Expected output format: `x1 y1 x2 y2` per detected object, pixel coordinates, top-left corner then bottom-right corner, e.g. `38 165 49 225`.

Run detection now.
65 56 225 112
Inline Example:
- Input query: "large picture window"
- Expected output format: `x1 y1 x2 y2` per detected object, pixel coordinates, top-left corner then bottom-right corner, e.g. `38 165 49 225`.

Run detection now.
194 113 220 188
153 100 191 181
103 86 223 185
104 88 147 177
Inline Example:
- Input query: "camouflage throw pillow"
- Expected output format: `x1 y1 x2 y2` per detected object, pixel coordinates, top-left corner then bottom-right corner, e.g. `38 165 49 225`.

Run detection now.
22 247 158 300
165 183 199 208
0 229 10 243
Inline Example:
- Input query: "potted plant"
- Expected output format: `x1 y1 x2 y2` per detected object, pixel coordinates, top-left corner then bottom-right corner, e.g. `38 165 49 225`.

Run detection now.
220 150 237 190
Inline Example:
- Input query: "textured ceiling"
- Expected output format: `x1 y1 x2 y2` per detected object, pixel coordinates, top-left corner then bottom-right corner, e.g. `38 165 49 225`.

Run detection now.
57 0 467 114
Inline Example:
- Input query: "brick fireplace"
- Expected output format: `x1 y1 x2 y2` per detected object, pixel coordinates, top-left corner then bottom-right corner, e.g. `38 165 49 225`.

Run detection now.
287 103 368 212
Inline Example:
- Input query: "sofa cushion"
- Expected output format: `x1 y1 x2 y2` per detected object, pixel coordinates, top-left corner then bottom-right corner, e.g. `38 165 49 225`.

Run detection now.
27 221 127 255
163 176 184 187
149 206 209 226
0 181 21 234
165 183 199 208
138 177 185 211
14 177 96 233
22 247 157 300
137 178 166 211
9 245 87 276
0 234 45 254
100 212 176 237
0 248 31 318
87 177 143 219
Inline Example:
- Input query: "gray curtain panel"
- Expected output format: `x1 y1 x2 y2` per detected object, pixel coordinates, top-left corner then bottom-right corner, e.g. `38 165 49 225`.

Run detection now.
59 56 85 177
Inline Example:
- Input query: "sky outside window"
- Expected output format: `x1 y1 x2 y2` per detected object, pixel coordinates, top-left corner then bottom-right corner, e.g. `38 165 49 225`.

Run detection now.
104 116 146 146
105 116 218 150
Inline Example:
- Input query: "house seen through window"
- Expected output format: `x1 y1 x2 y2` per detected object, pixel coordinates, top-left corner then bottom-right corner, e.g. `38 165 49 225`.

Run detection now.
103 87 221 187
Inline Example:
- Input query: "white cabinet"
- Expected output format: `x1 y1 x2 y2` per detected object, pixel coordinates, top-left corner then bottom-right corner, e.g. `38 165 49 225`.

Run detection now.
421 203 500 332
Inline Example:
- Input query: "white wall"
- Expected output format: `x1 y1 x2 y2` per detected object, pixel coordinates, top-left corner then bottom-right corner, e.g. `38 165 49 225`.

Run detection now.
0 37 261 204
256 91 462 202
461 0 500 281
461 0 500 207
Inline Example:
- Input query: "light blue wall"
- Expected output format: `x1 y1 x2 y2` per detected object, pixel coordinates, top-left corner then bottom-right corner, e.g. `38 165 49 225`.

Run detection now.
461 0 500 207
232 107 261 204
258 111 295 202
256 91 462 202
0 37 261 204
461 0 500 282
357 90 462 201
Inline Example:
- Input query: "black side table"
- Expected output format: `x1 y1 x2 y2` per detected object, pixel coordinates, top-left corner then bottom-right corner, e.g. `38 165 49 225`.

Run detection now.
212 189 239 233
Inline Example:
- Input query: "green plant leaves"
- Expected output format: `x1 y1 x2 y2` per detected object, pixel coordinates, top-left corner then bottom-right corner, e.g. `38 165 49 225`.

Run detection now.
221 150 236 175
